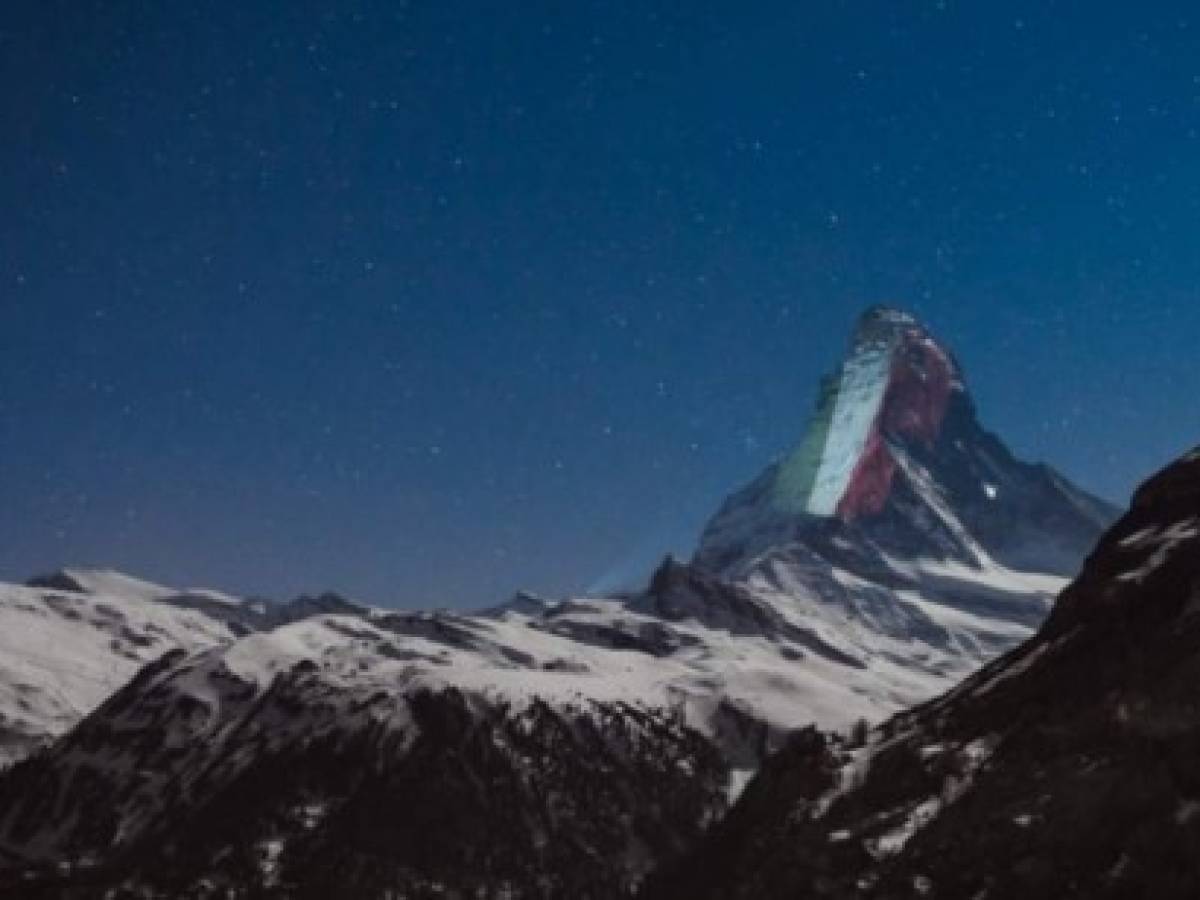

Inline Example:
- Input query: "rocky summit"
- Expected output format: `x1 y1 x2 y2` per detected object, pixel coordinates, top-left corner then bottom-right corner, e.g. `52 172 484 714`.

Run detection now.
696 305 1115 579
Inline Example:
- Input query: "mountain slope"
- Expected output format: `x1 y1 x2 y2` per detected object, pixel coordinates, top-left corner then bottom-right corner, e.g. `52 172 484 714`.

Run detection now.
644 446 1200 900
0 569 371 766
0 616 730 898
0 573 237 767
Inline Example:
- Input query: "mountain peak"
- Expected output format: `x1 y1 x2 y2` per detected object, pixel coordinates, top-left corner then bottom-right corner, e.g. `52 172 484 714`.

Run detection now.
853 303 921 339
26 567 176 602
694 305 1117 576
768 306 962 523
851 305 942 354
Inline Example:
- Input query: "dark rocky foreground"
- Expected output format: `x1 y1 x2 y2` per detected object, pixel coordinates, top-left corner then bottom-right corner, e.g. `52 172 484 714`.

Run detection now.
0 676 727 899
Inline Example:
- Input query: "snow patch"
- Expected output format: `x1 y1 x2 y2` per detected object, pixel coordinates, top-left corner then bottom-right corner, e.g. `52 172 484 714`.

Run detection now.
1117 518 1200 584
866 796 940 858
1176 800 1200 825
726 769 755 803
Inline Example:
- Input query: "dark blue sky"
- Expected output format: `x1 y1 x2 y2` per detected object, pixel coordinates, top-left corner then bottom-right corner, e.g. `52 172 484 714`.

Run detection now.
4 1 1200 607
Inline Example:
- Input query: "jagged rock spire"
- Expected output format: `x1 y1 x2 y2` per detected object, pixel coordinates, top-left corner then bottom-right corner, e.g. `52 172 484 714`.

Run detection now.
772 306 960 522
694 305 1117 577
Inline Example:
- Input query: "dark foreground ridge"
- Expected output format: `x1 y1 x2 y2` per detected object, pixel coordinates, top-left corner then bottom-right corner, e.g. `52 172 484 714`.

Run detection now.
645 446 1200 900
0 684 725 899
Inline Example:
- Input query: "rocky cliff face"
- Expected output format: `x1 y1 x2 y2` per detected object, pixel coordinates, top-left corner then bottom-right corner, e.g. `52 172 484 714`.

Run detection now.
645 446 1200 900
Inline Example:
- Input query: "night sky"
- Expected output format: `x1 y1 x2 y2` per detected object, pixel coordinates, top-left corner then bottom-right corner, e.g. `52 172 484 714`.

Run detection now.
5 2 1200 608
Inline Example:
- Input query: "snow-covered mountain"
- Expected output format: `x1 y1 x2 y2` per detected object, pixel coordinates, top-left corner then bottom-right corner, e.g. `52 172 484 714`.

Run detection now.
0 570 237 768
695 306 1114 578
0 307 1119 897
644 445 1200 900
0 568 367 766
